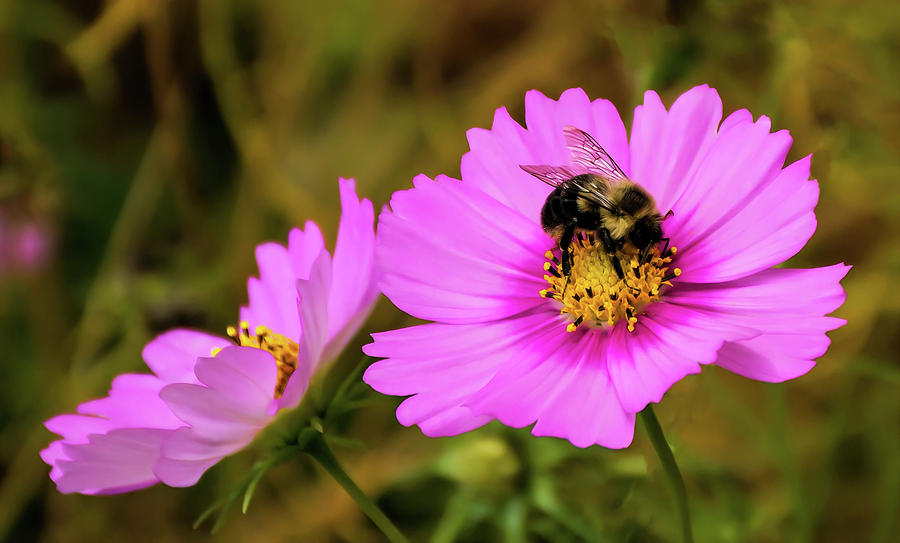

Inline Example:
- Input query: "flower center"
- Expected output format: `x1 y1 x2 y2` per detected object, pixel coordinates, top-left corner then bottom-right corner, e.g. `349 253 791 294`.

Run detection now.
540 234 680 333
212 321 298 399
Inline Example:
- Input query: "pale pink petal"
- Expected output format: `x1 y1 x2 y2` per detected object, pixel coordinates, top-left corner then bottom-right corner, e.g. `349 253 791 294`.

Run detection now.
44 414 115 442
154 427 249 487
287 222 326 279
77 374 183 429
53 428 169 495
159 348 276 442
141 329 229 384
278 250 331 409
244 242 301 338
192 346 278 411
153 455 221 489
328 178 377 333
160 383 263 441
323 178 378 358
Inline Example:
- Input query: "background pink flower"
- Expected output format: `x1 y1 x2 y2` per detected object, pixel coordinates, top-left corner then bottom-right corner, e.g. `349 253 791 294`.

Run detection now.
364 86 848 448
42 179 378 494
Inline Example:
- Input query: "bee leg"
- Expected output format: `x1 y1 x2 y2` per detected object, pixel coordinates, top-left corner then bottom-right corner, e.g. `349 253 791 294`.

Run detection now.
558 223 577 277
663 209 674 219
659 237 672 258
599 227 641 295
597 226 617 254
639 244 651 265
610 254 626 280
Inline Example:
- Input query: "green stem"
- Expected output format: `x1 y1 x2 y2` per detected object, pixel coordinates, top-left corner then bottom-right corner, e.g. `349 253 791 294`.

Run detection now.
639 405 694 543
304 433 408 543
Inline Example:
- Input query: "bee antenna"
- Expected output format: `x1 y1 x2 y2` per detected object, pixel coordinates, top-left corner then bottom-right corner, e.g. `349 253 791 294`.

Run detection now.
663 209 674 219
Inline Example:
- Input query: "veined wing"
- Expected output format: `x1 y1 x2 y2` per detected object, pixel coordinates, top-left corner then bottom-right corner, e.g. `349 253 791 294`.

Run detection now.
563 126 628 182
565 173 616 212
520 164 616 213
519 164 579 187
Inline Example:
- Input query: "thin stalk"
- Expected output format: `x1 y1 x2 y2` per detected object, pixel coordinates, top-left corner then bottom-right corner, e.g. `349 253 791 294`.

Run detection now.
304 433 408 543
640 405 693 543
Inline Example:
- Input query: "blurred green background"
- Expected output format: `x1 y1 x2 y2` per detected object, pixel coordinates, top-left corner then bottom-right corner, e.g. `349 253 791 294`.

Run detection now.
0 0 897 541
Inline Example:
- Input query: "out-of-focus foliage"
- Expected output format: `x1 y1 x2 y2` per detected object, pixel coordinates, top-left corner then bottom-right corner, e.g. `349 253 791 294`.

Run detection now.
0 0 897 541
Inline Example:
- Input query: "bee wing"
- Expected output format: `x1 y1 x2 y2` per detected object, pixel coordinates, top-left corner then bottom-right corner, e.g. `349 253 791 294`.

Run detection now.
519 164 579 187
563 126 628 182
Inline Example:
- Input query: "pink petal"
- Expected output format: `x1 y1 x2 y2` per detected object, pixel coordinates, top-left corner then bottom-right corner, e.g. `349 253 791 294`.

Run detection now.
364 310 564 433
676 155 818 283
53 428 169 495
530 333 635 448
462 324 581 428
523 88 630 174
665 264 849 381
664 118 795 282
142 329 229 384
630 85 723 214
714 335 822 382
377 174 547 324
417 407 493 437
461 88 630 219
602 299 754 415
666 264 849 333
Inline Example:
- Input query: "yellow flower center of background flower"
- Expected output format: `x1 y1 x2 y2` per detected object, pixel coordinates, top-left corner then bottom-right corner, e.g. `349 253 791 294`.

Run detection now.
540 234 680 333
211 322 298 399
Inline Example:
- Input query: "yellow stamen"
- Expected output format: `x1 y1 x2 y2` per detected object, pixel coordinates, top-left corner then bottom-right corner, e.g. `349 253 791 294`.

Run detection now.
541 235 680 333
212 323 299 398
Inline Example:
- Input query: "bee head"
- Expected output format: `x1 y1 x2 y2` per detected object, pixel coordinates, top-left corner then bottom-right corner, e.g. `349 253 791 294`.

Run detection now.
629 217 662 252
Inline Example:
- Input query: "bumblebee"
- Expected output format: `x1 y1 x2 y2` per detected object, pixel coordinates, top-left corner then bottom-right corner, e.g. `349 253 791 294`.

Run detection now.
521 127 671 281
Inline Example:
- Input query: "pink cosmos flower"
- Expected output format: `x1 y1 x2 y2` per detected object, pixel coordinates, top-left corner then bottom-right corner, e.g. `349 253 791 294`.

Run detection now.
363 85 848 448
0 210 52 275
42 179 377 494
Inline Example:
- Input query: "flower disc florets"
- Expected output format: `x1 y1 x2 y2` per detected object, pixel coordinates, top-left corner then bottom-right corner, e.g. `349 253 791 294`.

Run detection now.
540 234 681 333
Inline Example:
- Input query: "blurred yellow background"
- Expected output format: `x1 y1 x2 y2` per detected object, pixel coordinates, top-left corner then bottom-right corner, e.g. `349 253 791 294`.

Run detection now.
0 1 897 541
